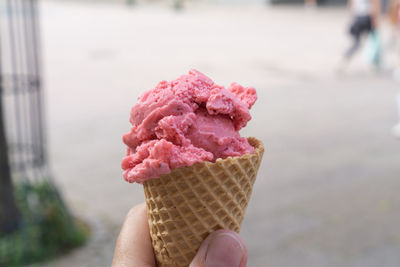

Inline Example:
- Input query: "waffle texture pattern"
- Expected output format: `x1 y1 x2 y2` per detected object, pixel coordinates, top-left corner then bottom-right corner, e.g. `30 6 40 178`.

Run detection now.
143 137 264 267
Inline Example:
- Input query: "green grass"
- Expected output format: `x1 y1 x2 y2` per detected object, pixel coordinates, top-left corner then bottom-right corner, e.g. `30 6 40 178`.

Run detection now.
0 181 89 267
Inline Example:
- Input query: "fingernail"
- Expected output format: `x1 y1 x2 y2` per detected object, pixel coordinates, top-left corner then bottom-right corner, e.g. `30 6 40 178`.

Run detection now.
205 232 246 267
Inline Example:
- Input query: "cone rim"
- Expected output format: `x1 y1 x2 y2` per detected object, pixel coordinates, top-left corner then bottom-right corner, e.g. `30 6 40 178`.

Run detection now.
143 137 264 184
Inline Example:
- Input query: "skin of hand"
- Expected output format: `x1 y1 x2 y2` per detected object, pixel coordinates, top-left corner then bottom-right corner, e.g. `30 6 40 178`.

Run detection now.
111 203 248 267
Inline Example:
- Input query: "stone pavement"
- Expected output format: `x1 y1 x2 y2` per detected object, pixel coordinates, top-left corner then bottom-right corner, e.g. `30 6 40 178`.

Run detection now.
35 1 400 266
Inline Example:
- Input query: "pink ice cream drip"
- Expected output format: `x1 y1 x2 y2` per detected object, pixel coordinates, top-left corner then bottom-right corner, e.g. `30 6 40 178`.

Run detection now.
122 70 257 183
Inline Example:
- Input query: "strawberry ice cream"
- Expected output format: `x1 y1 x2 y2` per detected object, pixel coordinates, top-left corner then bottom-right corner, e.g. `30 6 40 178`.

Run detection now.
121 70 257 183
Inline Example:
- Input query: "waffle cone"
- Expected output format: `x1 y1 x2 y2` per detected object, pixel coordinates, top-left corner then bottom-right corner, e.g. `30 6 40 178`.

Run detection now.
143 137 264 267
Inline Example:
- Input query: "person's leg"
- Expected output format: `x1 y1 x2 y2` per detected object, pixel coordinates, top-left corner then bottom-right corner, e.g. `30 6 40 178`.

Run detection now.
336 21 360 72
345 33 361 60
367 15 382 69
344 16 367 61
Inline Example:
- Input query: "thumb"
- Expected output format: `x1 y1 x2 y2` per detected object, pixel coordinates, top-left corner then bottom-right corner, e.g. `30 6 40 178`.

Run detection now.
190 230 247 267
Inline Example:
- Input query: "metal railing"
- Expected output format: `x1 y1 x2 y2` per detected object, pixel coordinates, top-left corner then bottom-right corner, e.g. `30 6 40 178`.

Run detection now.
0 1 86 265
0 0 47 182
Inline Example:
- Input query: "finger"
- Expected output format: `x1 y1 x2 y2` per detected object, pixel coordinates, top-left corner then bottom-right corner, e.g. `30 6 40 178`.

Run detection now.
190 229 247 267
112 203 156 267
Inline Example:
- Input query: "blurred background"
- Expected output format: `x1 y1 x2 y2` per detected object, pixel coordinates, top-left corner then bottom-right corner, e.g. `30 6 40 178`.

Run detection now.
1 0 400 266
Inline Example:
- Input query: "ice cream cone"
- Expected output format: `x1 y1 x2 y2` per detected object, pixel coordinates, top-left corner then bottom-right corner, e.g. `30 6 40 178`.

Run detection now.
143 137 264 267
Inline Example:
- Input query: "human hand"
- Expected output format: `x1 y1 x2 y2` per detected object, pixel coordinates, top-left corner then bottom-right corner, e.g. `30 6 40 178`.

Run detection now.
111 203 248 267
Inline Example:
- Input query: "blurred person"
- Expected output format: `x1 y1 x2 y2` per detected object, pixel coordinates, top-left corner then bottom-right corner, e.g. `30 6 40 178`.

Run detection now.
339 0 382 70
112 203 248 267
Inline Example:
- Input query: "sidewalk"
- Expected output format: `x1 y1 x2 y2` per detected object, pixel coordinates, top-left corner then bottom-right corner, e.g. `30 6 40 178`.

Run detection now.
39 1 400 266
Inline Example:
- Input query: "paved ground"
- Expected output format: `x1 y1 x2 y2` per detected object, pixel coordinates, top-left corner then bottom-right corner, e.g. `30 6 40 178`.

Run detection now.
34 1 400 266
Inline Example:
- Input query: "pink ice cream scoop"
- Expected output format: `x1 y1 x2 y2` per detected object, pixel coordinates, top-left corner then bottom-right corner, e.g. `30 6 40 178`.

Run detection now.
121 70 257 183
